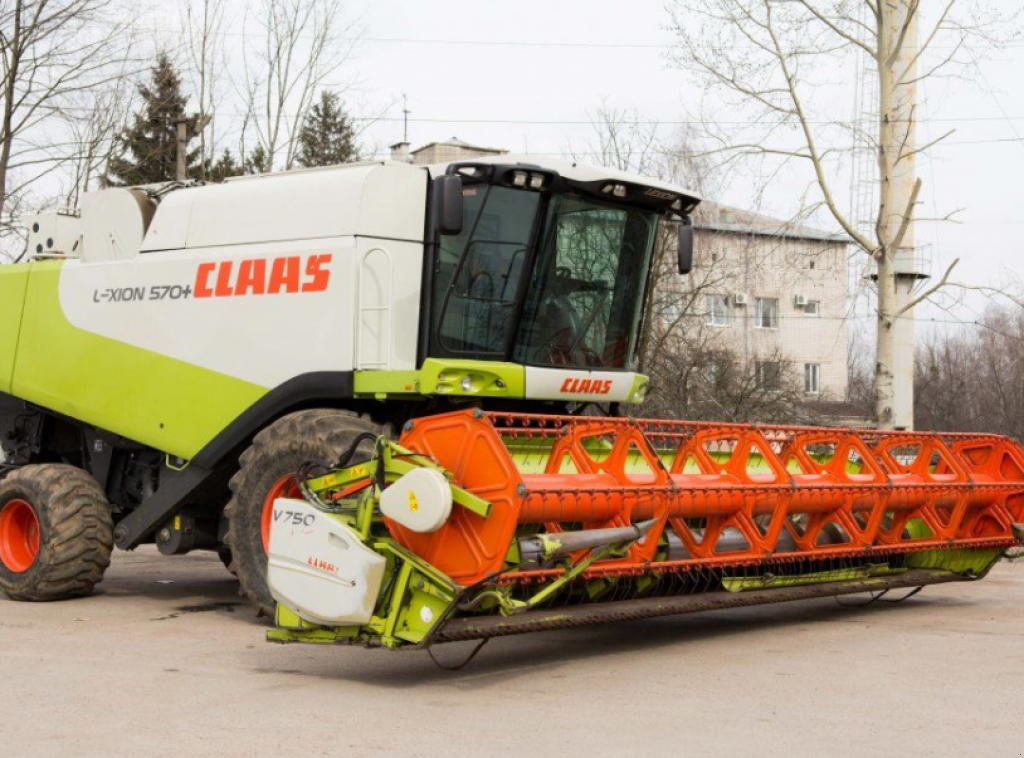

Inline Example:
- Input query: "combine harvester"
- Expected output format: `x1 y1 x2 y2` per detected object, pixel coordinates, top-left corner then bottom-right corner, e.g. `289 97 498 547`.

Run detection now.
0 155 1021 653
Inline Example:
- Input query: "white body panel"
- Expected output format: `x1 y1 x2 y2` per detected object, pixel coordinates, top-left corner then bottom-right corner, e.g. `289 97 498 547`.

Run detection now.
140 162 426 253
60 161 429 387
59 238 359 387
23 212 82 257
81 189 153 263
355 237 423 371
428 154 699 204
267 499 386 626
525 366 638 402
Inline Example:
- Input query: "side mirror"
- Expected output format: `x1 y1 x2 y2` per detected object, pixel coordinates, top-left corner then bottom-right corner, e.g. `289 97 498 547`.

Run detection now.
433 175 464 235
677 216 694 275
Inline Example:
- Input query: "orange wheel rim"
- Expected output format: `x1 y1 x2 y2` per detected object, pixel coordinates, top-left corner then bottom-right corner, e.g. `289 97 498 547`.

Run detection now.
261 476 300 553
0 499 40 573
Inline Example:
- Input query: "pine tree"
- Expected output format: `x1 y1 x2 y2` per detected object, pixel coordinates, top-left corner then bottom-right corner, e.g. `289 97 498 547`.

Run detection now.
206 149 241 182
106 54 201 186
294 91 358 168
244 145 271 175
202 147 272 182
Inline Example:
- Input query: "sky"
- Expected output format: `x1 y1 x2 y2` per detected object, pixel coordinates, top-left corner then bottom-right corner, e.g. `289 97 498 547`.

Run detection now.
344 0 1024 332
42 1 1024 332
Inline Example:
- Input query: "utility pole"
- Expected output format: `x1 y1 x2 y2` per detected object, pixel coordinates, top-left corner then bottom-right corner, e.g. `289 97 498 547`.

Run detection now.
402 94 411 144
174 120 188 182
173 115 213 182
882 1 926 430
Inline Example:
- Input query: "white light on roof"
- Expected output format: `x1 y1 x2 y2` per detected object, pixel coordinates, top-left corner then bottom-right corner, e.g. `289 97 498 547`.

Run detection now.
512 171 528 187
529 173 545 190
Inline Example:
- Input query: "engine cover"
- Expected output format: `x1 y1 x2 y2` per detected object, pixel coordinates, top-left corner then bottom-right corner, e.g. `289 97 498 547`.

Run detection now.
267 499 386 626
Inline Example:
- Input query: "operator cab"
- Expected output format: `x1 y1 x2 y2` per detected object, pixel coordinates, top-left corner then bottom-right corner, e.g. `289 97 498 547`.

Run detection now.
424 157 700 373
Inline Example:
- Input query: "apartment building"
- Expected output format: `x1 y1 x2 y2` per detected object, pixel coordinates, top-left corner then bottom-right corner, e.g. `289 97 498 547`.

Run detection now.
679 203 851 400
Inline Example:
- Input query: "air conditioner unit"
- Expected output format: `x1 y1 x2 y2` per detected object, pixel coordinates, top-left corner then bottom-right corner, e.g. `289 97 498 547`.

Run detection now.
793 294 809 307
732 293 748 307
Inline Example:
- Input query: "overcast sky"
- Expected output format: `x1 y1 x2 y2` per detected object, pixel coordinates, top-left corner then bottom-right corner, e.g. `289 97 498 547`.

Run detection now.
130 0 1024 331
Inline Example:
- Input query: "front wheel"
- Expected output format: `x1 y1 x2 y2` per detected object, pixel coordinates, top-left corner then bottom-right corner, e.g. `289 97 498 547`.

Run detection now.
223 409 382 616
0 464 113 601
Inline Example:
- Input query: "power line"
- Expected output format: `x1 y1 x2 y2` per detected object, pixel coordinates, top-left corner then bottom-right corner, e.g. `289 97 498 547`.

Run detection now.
130 24 1024 51
33 104 1024 126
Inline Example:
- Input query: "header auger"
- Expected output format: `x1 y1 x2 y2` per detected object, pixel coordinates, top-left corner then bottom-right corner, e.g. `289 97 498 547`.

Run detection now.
266 410 1024 649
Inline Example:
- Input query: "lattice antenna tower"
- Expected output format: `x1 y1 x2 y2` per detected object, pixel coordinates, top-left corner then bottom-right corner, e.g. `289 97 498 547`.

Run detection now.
848 4 880 309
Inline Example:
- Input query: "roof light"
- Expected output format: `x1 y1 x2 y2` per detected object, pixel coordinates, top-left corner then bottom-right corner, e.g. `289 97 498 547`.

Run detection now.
613 184 627 198
671 198 683 212
529 173 545 190
512 171 528 187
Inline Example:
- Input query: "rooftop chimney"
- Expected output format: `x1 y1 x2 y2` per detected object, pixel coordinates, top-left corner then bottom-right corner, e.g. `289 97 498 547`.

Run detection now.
390 141 411 163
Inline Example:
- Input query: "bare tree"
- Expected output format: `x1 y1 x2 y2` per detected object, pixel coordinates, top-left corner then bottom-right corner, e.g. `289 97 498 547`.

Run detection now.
915 304 1024 440
239 0 357 172
574 100 663 178
0 0 136 238
572 107 817 422
59 62 135 208
667 0 1013 427
181 0 227 177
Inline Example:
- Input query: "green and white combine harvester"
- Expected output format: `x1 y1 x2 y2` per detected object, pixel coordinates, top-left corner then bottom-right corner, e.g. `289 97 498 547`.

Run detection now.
1 157 1022 651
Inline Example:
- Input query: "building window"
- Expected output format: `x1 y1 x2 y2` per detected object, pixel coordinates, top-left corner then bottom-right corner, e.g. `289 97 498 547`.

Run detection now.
755 361 781 390
804 300 820 316
662 296 683 327
706 355 727 388
753 297 779 329
705 294 731 327
804 363 820 394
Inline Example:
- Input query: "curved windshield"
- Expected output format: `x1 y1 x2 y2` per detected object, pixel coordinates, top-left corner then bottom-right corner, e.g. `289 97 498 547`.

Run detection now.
513 195 657 369
432 185 541 356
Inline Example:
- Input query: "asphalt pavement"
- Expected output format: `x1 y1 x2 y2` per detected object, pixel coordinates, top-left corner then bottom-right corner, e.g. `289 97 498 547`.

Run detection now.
2 547 1022 757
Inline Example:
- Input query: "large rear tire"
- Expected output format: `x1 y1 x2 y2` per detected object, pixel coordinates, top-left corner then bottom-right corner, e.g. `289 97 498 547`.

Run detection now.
0 464 114 601
223 409 382 616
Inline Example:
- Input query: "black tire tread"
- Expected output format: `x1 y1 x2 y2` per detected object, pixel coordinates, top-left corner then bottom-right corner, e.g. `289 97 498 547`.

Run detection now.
0 464 113 601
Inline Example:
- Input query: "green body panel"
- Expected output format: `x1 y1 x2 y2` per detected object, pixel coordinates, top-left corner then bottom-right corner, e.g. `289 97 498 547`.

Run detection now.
354 370 421 398
722 563 906 592
904 548 1003 574
420 358 526 399
0 264 30 395
10 262 267 460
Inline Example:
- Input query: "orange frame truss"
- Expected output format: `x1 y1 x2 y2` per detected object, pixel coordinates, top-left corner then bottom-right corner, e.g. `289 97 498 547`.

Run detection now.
388 411 1024 586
